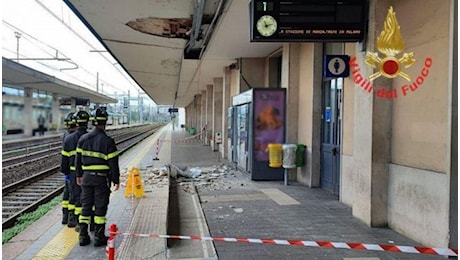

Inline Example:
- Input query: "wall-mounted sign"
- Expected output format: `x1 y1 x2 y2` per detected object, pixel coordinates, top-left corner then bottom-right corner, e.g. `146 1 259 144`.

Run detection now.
324 55 350 78
250 0 367 42
168 107 179 113
325 107 332 122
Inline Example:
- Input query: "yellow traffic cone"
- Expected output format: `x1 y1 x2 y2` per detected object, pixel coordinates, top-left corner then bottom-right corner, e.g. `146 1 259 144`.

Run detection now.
124 167 145 198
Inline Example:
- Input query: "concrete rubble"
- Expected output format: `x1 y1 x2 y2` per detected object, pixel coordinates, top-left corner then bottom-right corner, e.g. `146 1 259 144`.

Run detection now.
120 163 249 194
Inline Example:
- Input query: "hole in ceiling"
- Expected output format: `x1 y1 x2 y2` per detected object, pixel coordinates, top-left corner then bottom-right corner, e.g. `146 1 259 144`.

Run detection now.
126 17 193 39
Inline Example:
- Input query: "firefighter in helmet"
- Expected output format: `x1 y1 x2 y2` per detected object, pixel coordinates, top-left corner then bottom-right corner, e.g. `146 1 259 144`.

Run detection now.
61 110 90 230
76 108 120 247
63 112 77 139
60 112 77 225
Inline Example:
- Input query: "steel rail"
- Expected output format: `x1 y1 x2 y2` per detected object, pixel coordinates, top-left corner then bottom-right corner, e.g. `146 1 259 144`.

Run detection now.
2 125 163 230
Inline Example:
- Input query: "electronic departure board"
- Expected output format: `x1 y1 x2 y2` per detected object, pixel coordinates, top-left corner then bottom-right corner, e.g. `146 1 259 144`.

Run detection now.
250 0 367 42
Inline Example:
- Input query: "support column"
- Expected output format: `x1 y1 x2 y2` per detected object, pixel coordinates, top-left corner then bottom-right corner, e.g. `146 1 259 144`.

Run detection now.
193 94 200 131
206 85 213 145
222 67 232 159
200 90 207 141
212 77 223 151
352 0 391 227
449 0 458 250
192 95 199 130
195 94 202 133
71 98 77 112
23 87 33 137
290 43 322 187
52 93 60 131
185 105 191 130
282 43 301 181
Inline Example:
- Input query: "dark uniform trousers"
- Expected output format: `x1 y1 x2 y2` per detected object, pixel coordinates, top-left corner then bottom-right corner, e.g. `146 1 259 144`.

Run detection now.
80 172 111 225
69 171 82 216
61 178 70 224
61 129 73 224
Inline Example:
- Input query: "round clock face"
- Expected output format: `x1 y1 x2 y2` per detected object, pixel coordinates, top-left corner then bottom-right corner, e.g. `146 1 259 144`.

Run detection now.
256 15 277 37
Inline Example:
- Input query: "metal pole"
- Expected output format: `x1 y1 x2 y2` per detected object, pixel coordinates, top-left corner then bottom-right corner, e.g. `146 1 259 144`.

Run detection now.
138 91 141 124
128 90 131 125
96 72 99 92
284 168 289 186
14 32 21 62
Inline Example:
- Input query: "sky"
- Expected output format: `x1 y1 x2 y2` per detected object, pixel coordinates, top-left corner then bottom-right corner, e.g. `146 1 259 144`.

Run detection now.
2 0 154 104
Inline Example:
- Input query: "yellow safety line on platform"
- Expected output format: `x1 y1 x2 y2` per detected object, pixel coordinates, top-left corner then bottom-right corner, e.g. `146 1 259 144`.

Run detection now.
33 226 78 259
32 126 169 259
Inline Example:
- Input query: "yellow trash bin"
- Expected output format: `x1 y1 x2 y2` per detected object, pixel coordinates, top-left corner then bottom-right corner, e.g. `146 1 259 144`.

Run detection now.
267 143 283 168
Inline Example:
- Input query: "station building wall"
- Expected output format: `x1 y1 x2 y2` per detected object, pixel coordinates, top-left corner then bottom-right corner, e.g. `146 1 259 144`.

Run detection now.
341 0 452 247
193 0 455 248
279 0 454 248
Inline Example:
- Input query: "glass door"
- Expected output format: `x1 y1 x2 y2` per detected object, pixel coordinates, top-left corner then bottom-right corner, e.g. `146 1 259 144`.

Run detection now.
320 78 343 195
235 104 249 171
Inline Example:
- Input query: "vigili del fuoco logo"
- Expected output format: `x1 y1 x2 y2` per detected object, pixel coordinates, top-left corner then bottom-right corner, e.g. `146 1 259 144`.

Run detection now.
350 6 433 99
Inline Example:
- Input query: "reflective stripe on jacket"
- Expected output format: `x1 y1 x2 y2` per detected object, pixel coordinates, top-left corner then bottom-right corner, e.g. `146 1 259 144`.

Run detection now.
60 127 87 175
75 127 120 185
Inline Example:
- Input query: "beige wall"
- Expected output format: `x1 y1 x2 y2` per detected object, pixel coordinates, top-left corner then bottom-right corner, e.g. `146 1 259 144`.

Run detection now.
222 67 232 159
391 0 450 173
298 45 314 148
182 0 454 248
240 58 265 90
230 68 240 98
339 0 453 247
341 43 356 206
212 77 223 151
342 44 356 156
386 0 452 246
388 164 449 247
296 44 313 186
294 43 322 186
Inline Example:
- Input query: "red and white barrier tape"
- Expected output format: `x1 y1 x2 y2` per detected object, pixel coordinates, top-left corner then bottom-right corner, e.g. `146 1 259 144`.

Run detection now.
153 133 201 160
160 132 201 143
109 231 458 256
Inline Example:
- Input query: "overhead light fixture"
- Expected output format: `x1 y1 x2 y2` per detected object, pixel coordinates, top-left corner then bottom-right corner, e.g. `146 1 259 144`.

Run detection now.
229 63 239 70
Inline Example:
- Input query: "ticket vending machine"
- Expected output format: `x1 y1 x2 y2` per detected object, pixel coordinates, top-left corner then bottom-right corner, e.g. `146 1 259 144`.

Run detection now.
230 88 286 180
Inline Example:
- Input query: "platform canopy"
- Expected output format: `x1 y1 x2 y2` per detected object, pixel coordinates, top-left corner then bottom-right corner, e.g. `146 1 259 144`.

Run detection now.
63 0 281 107
2 57 117 104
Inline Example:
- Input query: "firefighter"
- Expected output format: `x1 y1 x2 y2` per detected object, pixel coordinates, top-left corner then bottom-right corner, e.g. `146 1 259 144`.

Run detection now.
61 111 90 230
76 108 120 247
60 112 77 225
63 112 77 139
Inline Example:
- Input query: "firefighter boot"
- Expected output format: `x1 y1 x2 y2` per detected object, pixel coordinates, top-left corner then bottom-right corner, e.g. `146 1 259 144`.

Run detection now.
61 208 69 225
94 224 108 247
67 210 77 228
74 216 80 232
79 223 91 246
90 214 95 232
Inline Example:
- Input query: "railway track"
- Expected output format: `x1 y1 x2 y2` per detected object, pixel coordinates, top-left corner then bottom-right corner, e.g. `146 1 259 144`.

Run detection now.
2 167 63 230
2 125 150 168
2 124 159 186
2 142 62 168
2 124 164 230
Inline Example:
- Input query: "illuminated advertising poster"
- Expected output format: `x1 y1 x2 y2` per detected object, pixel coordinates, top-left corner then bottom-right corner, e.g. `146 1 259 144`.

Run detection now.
253 89 285 161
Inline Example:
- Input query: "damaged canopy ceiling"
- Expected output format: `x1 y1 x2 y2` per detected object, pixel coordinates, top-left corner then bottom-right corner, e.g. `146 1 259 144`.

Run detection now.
64 0 281 107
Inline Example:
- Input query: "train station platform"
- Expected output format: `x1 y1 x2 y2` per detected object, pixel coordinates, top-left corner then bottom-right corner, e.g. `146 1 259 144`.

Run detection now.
2 125 453 259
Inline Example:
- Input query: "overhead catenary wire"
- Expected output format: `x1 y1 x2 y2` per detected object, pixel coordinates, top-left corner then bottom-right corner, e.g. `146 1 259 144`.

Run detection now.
2 21 105 90
3 0 139 93
40 0 142 93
